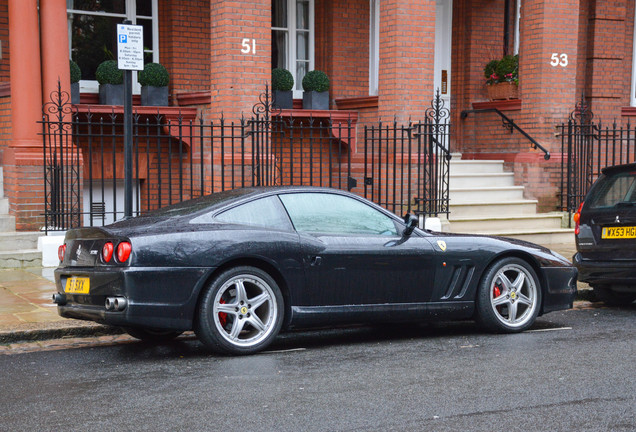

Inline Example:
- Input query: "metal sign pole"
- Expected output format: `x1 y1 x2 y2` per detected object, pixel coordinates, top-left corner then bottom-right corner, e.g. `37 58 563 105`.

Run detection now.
123 66 133 218
117 19 143 219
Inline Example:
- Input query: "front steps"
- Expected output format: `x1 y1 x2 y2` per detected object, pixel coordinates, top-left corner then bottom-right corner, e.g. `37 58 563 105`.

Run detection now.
0 167 42 268
448 157 574 245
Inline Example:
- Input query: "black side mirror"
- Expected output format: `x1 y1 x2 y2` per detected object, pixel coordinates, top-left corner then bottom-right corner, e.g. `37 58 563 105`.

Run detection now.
402 214 418 237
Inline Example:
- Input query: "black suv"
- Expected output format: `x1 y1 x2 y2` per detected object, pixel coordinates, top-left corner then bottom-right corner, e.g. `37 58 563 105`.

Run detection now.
573 163 636 305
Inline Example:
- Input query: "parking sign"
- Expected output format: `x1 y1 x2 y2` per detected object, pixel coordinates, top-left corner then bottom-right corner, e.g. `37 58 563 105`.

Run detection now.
117 24 144 70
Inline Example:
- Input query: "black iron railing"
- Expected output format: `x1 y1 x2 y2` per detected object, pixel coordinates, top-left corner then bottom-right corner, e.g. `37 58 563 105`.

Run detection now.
363 91 451 217
460 107 551 160
558 96 636 213
41 85 451 231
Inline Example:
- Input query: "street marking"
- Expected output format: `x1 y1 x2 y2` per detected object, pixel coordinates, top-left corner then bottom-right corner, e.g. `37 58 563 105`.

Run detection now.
262 347 307 354
527 327 572 333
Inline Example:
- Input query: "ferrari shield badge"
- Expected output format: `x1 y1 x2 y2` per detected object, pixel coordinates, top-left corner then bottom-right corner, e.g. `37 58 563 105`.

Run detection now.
437 240 447 252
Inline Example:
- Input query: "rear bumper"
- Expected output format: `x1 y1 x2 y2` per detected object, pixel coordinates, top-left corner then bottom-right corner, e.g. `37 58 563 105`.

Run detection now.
541 266 578 314
573 253 636 288
54 266 212 330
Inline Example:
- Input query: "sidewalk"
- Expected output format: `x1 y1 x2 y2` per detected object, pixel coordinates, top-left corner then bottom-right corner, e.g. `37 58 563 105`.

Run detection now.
0 242 588 345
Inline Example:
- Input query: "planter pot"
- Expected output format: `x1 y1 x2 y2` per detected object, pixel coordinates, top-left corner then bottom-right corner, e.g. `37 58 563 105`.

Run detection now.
303 91 329 110
273 90 293 109
141 85 169 106
486 82 519 101
99 84 124 105
71 82 80 104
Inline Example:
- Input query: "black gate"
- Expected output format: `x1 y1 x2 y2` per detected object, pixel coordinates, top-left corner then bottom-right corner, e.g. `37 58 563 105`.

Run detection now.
559 96 636 213
362 91 451 218
41 85 450 231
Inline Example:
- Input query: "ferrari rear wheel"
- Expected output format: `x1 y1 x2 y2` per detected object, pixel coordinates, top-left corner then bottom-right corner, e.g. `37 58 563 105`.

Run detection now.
476 257 541 333
123 327 184 342
195 266 284 355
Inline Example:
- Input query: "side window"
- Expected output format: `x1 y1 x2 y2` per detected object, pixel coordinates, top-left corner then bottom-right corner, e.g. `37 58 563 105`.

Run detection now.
192 196 293 231
279 193 398 236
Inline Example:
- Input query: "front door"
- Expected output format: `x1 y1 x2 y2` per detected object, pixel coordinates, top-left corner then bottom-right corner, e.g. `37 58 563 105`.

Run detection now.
434 0 452 111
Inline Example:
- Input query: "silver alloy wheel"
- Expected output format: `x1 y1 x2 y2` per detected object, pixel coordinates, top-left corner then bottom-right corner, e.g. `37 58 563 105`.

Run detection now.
489 263 538 328
212 274 278 348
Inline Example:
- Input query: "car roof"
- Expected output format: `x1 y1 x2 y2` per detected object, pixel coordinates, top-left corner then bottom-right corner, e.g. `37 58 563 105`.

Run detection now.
601 162 636 176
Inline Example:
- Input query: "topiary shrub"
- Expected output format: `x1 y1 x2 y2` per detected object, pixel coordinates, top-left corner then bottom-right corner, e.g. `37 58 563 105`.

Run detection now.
70 60 81 84
272 68 294 91
96 60 123 85
302 70 330 93
138 62 170 87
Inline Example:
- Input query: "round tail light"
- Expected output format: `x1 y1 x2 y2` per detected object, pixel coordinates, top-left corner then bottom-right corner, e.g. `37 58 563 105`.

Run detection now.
102 242 114 263
58 244 66 262
116 241 132 263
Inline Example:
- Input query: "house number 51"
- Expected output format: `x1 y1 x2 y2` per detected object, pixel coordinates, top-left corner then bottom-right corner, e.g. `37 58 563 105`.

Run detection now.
241 38 256 54
550 53 568 67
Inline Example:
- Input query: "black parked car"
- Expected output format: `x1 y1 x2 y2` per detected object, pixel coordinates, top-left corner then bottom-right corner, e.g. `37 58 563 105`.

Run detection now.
574 162 636 305
54 187 577 355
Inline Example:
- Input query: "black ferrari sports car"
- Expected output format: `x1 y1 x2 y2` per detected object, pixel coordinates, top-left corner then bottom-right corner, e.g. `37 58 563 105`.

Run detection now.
54 187 577 354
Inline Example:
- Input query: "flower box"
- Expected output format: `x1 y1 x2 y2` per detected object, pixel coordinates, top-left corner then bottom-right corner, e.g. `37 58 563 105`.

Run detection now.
487 82 519 101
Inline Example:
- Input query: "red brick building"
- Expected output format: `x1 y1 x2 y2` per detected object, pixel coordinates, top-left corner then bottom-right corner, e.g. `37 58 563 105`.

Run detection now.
1 0 635 230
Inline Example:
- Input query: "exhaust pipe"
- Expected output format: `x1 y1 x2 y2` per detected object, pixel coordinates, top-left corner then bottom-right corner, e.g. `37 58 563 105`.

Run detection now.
52 293 66 305
105 296 127 311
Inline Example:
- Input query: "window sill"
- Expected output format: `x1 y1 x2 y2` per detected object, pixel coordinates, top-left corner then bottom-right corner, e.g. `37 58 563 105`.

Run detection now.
621 107 636 116
274 109 359 152
471 99 521 110
334 96 379 110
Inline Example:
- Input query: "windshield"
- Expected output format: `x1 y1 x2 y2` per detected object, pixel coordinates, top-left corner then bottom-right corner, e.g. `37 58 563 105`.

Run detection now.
587 172 636 209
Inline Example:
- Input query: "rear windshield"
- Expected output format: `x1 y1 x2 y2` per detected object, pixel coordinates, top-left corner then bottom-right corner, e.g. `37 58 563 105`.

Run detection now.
587 171 636 209
145 189 258 217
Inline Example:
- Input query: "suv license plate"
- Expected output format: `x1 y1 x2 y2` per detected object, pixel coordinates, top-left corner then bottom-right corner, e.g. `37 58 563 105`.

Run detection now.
601 226 636 239
65 276 90 294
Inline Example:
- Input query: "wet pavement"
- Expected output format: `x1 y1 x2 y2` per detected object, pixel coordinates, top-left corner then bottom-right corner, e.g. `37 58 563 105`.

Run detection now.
0 242 588 351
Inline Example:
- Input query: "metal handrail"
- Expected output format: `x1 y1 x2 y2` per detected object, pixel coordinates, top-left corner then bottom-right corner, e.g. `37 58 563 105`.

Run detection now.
460 108 550 160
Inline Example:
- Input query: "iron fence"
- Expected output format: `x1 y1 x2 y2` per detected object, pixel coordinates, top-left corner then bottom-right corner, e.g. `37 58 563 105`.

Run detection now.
362 92 451 218
41 85 451 231
558 97 636 213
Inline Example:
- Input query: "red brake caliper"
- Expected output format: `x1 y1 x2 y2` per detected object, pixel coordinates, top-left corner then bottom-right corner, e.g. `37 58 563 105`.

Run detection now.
493 282 503 313
218 298 227 327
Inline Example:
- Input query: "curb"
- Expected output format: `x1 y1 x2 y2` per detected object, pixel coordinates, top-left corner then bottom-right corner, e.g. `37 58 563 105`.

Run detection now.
2 295 596 345
0 324 123 345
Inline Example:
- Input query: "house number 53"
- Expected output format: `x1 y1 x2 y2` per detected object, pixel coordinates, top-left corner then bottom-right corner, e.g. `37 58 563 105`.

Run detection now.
550 53 568 67
241 38 256 54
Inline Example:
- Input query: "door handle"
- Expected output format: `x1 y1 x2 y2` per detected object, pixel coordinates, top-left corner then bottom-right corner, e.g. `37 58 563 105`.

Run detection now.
309 256 322 266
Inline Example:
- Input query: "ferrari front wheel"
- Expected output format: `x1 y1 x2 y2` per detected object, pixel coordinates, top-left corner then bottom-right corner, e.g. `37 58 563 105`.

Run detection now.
476 257 541 333
195 266 284 355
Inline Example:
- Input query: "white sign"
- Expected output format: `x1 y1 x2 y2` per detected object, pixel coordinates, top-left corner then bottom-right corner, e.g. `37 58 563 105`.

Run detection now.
117 24 144 70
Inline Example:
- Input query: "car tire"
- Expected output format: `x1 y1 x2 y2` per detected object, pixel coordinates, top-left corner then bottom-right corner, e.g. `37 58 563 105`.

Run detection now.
592 285 636 306
476 257 542 333
123 327 184 342
195 266 284 355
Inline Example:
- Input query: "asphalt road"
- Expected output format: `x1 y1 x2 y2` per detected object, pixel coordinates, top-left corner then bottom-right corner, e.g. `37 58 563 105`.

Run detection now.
1 304 635 432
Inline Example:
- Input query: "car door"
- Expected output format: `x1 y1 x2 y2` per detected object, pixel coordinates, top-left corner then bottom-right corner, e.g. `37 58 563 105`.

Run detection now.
278 191 436 307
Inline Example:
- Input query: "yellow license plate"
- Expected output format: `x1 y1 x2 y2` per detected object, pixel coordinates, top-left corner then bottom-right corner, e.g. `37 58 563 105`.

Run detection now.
65 276 90 294
602 226 636 239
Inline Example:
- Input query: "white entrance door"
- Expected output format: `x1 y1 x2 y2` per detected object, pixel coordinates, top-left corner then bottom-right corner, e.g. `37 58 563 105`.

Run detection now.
434 0 452 112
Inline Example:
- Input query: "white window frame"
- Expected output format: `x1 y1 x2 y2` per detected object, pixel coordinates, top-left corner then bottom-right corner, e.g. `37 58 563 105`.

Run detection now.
631 5 636 106
514 0 521 55
369 0 380 96
67 0 159 94
272 0 315 98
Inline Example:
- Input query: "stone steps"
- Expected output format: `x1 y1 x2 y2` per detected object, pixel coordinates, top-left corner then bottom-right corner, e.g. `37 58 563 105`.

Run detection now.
0 167 44 268
447 158 574 246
